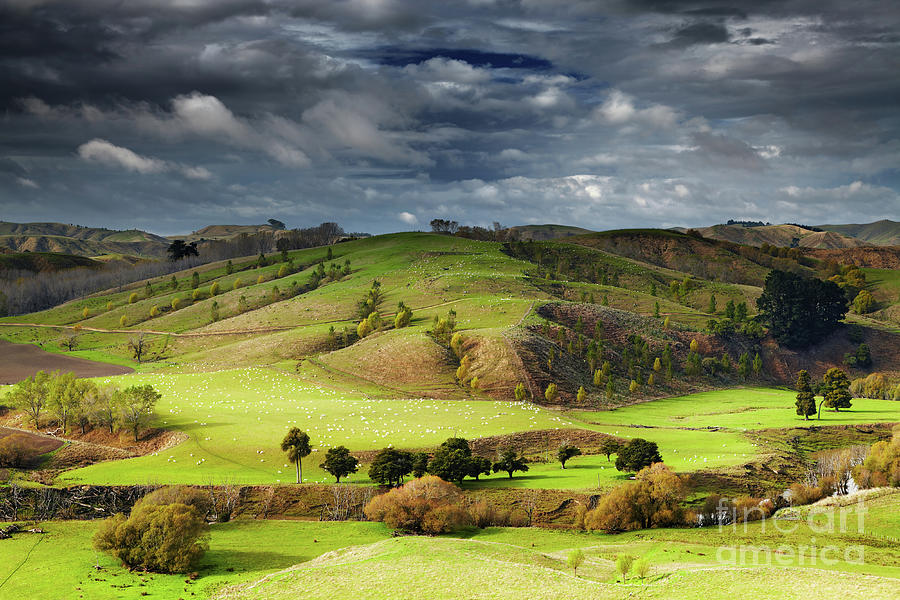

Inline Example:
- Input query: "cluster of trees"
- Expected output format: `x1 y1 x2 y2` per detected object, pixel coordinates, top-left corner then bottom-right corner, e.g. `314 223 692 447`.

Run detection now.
93 486 209 574
280 428 361 484
367 437 528 486
850 373 900 400
0 253 204 316
6 371 160 441
794 368 852 420
756 270 847 348
706 296 764 338
852 427 899 488
844 342 872 368
577 463 688 533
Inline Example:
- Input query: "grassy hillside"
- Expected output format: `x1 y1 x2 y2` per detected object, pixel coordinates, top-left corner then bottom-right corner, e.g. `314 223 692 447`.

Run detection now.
819 219 900 246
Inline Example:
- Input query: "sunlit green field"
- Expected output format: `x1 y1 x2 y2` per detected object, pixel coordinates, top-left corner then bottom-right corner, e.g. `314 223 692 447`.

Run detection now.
56 368 573 485
571 387 900 430
2 491 896 600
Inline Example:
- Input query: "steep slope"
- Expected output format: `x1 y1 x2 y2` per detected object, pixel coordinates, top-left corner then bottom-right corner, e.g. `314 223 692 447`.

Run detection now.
563 229 782 286
818 219 900 246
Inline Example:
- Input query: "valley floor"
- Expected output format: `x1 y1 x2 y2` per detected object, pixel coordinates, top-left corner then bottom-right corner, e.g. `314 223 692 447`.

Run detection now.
1 489 898 600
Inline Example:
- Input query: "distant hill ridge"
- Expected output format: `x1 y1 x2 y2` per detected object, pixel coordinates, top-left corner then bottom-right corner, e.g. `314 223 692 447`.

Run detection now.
0 221 169 258
678 219 899 249
168 224 281 242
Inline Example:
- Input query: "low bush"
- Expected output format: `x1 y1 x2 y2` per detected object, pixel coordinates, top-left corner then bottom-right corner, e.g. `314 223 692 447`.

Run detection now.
585 463 688 532
364 476 470 534
93 487 209 573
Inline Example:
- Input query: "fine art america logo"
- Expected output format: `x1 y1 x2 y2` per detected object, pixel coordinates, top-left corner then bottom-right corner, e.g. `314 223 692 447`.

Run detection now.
714 496 867 566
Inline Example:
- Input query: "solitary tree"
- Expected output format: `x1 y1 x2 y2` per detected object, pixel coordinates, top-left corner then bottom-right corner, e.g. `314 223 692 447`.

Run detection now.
492 448 529 479
795 370 816 420
281 428 312 484
616 554 634 582
557 444 582 469
821 368 852 416
615 438 661 473
567 548 585 576
544 383 558 403
320 446 359 483
576 386 586 403
633 557 651 582
514 382 527 402
752 352 763 376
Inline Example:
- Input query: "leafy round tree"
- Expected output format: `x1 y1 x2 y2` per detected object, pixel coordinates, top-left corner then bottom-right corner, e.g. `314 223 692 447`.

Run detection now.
428 437 473 485
492 448 529 479
557 444 582 469
795 370 816 420
319 445 359 483
368 448 414 486
615 438 662 473
281 428 311 484
567 548 585 576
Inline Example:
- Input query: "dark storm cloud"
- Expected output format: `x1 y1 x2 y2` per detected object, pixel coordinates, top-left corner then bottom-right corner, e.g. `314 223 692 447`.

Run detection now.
0 0 897 234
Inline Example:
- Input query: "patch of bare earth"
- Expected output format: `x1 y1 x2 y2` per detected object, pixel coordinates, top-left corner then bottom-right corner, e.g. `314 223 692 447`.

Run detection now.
0 339 132 384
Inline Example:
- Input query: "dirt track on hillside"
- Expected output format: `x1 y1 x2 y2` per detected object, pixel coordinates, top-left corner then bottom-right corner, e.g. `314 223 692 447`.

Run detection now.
0 339 133 384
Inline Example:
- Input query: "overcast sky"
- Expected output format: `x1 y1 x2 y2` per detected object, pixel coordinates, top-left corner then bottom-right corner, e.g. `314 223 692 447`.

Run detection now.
1 0 898 235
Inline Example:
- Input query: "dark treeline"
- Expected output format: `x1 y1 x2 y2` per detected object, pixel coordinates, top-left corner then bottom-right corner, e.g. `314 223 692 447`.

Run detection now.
0 256 204 316
0 222 365 317
430 219 521 242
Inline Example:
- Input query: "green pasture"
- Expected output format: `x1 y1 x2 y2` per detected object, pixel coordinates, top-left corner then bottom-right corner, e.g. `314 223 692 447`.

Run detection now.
571 387 900 431
0 520 390 600
2 491 896 600
57 368 573 486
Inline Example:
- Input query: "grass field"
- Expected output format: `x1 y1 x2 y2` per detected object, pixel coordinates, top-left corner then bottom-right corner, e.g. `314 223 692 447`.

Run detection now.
56 368 574 485
47 370 898 489
2 491 896 600
570 387 900 431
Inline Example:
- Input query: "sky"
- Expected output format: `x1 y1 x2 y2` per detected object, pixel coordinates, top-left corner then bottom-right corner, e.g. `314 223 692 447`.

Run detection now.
0 0 898 236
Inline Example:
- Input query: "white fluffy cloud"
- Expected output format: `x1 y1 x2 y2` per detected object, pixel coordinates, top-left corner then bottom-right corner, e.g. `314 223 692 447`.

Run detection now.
77 139 212 180
397 211 418 225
